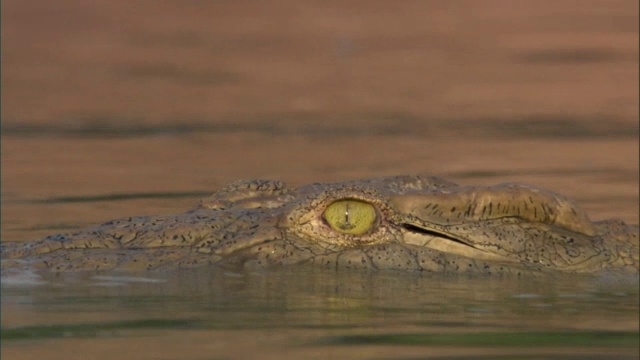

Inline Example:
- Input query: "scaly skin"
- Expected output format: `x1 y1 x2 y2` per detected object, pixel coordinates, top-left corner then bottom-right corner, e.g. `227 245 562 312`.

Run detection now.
1 176 638 274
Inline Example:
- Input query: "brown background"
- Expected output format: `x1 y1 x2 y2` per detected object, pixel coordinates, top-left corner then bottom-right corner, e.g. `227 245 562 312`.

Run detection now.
2 0 638 242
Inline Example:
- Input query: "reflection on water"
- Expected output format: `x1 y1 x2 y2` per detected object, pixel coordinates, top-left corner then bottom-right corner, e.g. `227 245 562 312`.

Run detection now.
2 267 638 359
2 0 638 358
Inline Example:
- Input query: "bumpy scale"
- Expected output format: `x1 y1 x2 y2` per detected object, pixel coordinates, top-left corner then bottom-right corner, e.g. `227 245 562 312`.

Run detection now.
1 176 638 274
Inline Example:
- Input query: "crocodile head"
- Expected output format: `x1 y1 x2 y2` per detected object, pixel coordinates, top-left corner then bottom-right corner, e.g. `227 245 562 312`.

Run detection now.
2 176 638 275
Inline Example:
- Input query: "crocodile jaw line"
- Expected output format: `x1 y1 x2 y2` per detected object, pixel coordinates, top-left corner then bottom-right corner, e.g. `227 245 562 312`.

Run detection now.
401 224 515 262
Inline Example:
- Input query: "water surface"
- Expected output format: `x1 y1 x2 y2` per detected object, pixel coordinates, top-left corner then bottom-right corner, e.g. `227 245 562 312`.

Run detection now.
2 265 638 359
2 1 638 358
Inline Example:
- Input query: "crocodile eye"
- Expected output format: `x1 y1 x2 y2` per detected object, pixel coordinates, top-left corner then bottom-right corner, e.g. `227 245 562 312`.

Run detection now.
323 199 377 235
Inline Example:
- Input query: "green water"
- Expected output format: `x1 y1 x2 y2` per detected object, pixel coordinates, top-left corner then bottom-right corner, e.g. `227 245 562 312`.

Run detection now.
2 267 638 359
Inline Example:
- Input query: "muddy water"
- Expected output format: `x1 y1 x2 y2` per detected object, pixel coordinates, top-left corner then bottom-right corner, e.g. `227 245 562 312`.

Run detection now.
2 1 639 359
2 137 639 360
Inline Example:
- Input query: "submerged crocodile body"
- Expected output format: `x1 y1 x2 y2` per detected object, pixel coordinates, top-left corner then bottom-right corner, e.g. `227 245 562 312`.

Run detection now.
1 176 638 275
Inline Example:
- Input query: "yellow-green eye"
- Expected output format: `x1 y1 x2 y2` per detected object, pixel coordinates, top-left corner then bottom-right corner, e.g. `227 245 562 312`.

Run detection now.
323 200 377 235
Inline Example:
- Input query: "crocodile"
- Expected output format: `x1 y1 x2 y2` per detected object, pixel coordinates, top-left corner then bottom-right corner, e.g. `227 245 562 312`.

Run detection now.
1 175 638 275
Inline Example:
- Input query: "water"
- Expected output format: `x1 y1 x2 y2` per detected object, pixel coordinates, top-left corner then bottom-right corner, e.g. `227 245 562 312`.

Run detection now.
2 266 638 359
2 130 638 359
2 121 638 360
2 2 638 358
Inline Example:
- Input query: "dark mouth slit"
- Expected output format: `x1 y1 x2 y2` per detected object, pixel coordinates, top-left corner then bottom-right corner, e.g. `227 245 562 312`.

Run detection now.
402 224 474 248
